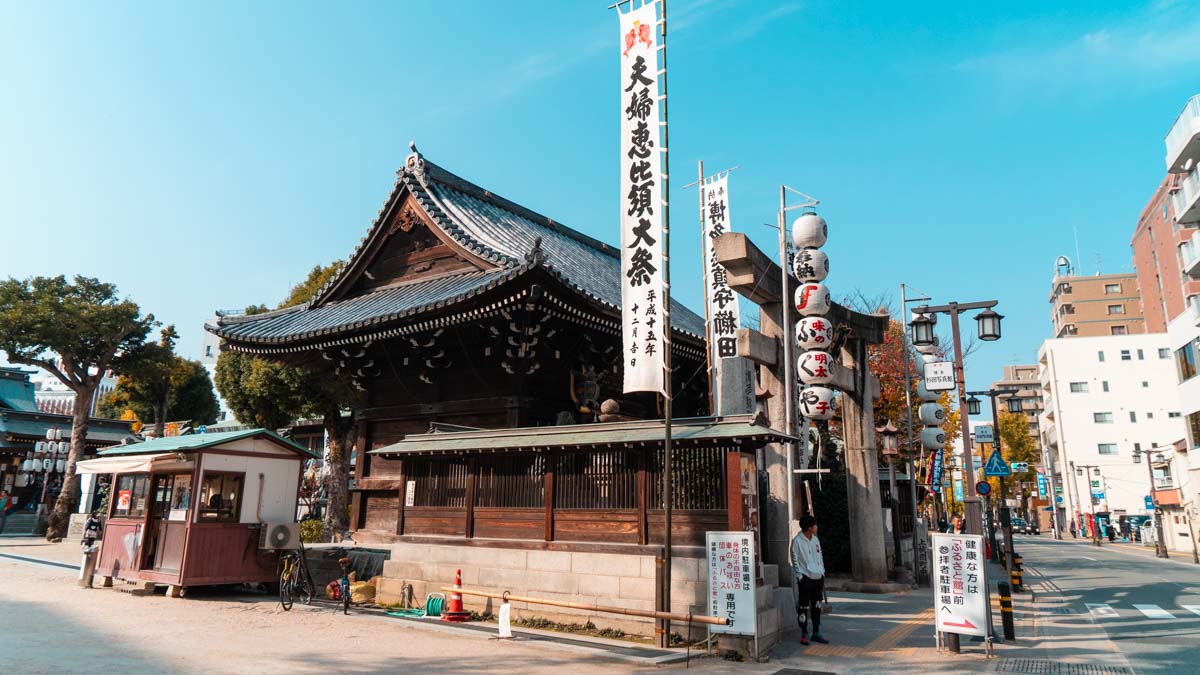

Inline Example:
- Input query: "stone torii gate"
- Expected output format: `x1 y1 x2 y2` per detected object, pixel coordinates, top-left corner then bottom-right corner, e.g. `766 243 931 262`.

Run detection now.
715 232 889 584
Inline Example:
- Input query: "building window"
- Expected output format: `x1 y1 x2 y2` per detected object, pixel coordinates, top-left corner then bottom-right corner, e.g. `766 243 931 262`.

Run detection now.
1098 351 1106 362
1107 304 1125 315
1102 381 1110 392
1160 348 1171 359
197 472 244 523
1177 342 1198 382
1189 411 1200 449
111 474 150 518
1120 350 1132 360
1069 382 1089 393
1147 412 1154 419
1137 349 1144 360
1094 412 1114 423
1142 381 1150 388
1170 412 1182 418
1130 411 1137 423
1105 283 1121 294
1098 443 1118 455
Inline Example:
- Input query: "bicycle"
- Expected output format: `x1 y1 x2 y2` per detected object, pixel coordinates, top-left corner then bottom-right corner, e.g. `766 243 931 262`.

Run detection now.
336 554 353 615
278 538 315 611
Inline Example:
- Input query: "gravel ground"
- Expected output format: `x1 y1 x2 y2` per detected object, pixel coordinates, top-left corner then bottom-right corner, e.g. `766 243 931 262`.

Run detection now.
0 537 665 674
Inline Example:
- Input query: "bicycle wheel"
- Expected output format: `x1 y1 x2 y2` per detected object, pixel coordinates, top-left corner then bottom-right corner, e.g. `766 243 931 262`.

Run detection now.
279 567 294 611
295 562 314 605
343 589 351 615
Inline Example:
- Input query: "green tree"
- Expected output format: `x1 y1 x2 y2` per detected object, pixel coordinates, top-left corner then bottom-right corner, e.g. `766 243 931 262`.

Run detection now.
986 410 1040 496
215 261 358 540
98 326 219 436
0 275 154 540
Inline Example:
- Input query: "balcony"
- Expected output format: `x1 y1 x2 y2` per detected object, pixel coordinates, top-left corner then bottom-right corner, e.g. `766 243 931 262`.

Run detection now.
1183 231 1200 277
1172 167 1200 225
1166 94 1200 174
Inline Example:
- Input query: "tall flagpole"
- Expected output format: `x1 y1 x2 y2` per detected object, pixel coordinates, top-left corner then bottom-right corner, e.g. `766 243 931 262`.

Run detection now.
659 0 673 649
697 160 714 414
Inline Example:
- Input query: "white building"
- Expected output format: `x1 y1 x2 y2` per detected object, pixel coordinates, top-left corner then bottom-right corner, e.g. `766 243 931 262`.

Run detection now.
1038 334 1186 535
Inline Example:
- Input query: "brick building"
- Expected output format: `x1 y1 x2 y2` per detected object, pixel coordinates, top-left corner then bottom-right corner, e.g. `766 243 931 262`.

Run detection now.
1049 272 1145 338
1130 176 1200 331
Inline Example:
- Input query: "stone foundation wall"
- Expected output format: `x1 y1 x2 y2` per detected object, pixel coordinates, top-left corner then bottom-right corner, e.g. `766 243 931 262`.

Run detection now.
374 541 707 639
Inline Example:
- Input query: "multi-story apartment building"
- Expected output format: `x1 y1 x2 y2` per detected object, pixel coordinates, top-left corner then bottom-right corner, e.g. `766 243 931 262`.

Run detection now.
1038 334 1185 537
990 364 1051 529
1131 177 1200 332
1050 271 1145 338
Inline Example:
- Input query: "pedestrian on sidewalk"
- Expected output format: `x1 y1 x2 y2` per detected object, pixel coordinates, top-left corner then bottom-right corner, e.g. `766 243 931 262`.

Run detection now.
0 490 9 535
1069 521 1077 538
82 510 102 549
790 515 828 646
946 515 963 534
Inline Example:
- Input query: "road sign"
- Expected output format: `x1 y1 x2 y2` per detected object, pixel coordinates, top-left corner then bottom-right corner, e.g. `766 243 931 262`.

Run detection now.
1036 472 1047 498
932 533 989 638
974 425 994 444
1146 496 1154 510
1055 495 1064 504
1093 492 1106 500
984 449 1011 477
953 478 964 502
923 361 956 391
1010 462 1029 473
706 531 757 636
976 480 992 497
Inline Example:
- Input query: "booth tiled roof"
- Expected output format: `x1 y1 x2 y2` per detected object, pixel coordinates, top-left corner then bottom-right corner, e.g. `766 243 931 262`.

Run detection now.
0 409 136 450
210 150 705 347
0 368 39 413
98 428 315 458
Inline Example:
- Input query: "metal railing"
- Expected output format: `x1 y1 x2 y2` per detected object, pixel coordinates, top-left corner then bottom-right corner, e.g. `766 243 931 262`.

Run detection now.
1166 94 1200 160
1173 169 1200 224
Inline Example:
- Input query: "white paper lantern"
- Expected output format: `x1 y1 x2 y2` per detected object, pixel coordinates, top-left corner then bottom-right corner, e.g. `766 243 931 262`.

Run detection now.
34 441 45 453
45 428 55 441
916 379 940 402
918 402 945 426
795 317 835 350
798 386 836 420
41 458 53 472
21 459 33 472
794 282 832 316
57 441 69 454
920 427 946 450
915 342 940 355
791 213 827 249
920 352 939 364
792 248 829 282
55 459 66 473
797 350 835 385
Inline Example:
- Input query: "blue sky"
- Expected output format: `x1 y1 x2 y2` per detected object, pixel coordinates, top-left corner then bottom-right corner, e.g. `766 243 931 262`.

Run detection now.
3 0 1199 407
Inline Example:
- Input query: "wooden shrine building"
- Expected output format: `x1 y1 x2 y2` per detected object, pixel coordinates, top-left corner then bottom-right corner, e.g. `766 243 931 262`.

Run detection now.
209 147 791 637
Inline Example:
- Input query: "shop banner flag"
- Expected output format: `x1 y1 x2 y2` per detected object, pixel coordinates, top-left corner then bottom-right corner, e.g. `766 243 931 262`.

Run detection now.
619 1 665 394
702 175 741 380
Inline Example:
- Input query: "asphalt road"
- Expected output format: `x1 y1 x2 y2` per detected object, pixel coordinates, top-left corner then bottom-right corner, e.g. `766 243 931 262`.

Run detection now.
1017 532 1200 674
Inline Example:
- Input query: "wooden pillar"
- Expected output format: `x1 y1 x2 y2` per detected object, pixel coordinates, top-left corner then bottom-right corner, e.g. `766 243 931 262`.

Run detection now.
840 337 888 583
758 298 792 581
636 451 648 545
544 453 555 542
464 458 477 539
396 461 407 536
726 450 743 531
349 420 369 531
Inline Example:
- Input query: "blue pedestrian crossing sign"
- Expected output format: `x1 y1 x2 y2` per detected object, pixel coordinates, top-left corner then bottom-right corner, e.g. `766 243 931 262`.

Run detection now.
983 449 1011 477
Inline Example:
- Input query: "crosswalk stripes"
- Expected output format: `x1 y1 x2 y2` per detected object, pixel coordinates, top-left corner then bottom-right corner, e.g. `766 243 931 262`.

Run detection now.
1083 603 1200 619
1133 604 1174 619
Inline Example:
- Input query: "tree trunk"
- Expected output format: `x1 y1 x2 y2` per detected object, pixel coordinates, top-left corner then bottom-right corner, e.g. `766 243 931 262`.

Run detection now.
153 404 166 438
321 410 356 542
46 388 94 541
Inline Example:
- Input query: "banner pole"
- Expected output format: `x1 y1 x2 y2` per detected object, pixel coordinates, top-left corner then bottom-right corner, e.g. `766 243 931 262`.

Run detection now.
659 0 674 649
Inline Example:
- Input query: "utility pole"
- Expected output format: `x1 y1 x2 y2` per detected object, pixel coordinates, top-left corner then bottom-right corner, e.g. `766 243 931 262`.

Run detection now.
900 283 931 582
968 389 1017 584
1074 463 1103 547
1134 447 1169 559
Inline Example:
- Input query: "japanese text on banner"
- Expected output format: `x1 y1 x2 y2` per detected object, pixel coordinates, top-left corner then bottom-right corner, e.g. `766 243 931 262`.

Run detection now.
618 1 665 394
702 175 741 367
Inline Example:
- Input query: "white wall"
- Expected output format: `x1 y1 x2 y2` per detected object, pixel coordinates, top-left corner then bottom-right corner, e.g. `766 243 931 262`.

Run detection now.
1039 334 1186 522
198 439 301 523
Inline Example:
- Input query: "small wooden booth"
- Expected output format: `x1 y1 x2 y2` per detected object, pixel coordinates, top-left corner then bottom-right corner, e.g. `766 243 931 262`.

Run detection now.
77 429 315 595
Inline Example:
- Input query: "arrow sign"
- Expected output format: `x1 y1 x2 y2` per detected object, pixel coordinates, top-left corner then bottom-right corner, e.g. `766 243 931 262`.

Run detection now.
984 449 1011 477
942 619 977 630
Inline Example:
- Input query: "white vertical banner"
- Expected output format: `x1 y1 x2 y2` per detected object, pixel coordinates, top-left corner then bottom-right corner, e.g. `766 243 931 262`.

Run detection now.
702 175 741 391
619 1 665 394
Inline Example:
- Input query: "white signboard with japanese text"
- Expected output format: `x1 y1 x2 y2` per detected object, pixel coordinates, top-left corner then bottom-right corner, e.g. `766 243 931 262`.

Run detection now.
706 531 757 636
702 175 741 389
618 1 666 394
931 533 989 637
923 361 955 391
975 425 994 444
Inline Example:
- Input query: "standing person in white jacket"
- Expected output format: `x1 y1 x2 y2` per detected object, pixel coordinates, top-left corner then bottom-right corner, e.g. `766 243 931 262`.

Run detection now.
790 514 828 645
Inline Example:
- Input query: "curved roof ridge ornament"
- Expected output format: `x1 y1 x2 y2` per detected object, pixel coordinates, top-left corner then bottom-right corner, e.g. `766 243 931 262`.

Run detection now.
404 140 426 179
525 236 546 266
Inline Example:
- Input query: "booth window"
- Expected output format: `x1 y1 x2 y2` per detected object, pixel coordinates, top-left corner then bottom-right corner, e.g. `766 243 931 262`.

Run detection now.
197 472 244 522
112 474 150 518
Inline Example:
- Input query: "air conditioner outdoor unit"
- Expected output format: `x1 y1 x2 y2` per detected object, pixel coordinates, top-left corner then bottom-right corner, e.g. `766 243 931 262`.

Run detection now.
259 522 301 550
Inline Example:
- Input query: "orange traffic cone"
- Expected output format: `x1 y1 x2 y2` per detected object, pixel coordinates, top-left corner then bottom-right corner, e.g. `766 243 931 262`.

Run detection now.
443 568 471 622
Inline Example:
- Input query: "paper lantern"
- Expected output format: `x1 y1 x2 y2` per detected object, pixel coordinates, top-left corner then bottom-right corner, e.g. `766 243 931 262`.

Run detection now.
792 248 829 282
794 282 832 316
916 379 940 402
34 441 45 453
920 352 939 364
55 459 66 473
21 459 33 472
795 317 835 350
797 350 835 385
798 386 836 420
918 402 945 426
42 458 53 472
920 427 946 450
791 213 827 249
57 441 69 454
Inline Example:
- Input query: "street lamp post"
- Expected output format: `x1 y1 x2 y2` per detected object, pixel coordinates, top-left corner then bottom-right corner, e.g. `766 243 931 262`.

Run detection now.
908 300 1002 537
1073 463 1103 547
878 421 903 575
1133 447 1170 559
899 283 932 582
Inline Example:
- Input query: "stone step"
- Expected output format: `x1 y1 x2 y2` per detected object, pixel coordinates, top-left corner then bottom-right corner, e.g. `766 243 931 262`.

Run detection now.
115 580 155 597
772 586 799 631
760 563 780 588
3 513 39 533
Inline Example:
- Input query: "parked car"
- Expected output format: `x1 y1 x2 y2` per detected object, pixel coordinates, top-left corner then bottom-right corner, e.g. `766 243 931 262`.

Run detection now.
1010 517 1039 535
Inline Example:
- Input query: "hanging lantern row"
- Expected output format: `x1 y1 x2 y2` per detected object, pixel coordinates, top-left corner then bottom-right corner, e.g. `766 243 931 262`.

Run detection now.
917 376 947 497
792 213 836 421
34 441 70 455
20 451 66 473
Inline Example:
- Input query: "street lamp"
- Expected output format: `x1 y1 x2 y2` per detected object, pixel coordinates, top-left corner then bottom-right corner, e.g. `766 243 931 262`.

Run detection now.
908 309 936 347
975 308 1003 341
877 421 904 575
966 395 982 416
1007 397 1023 414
